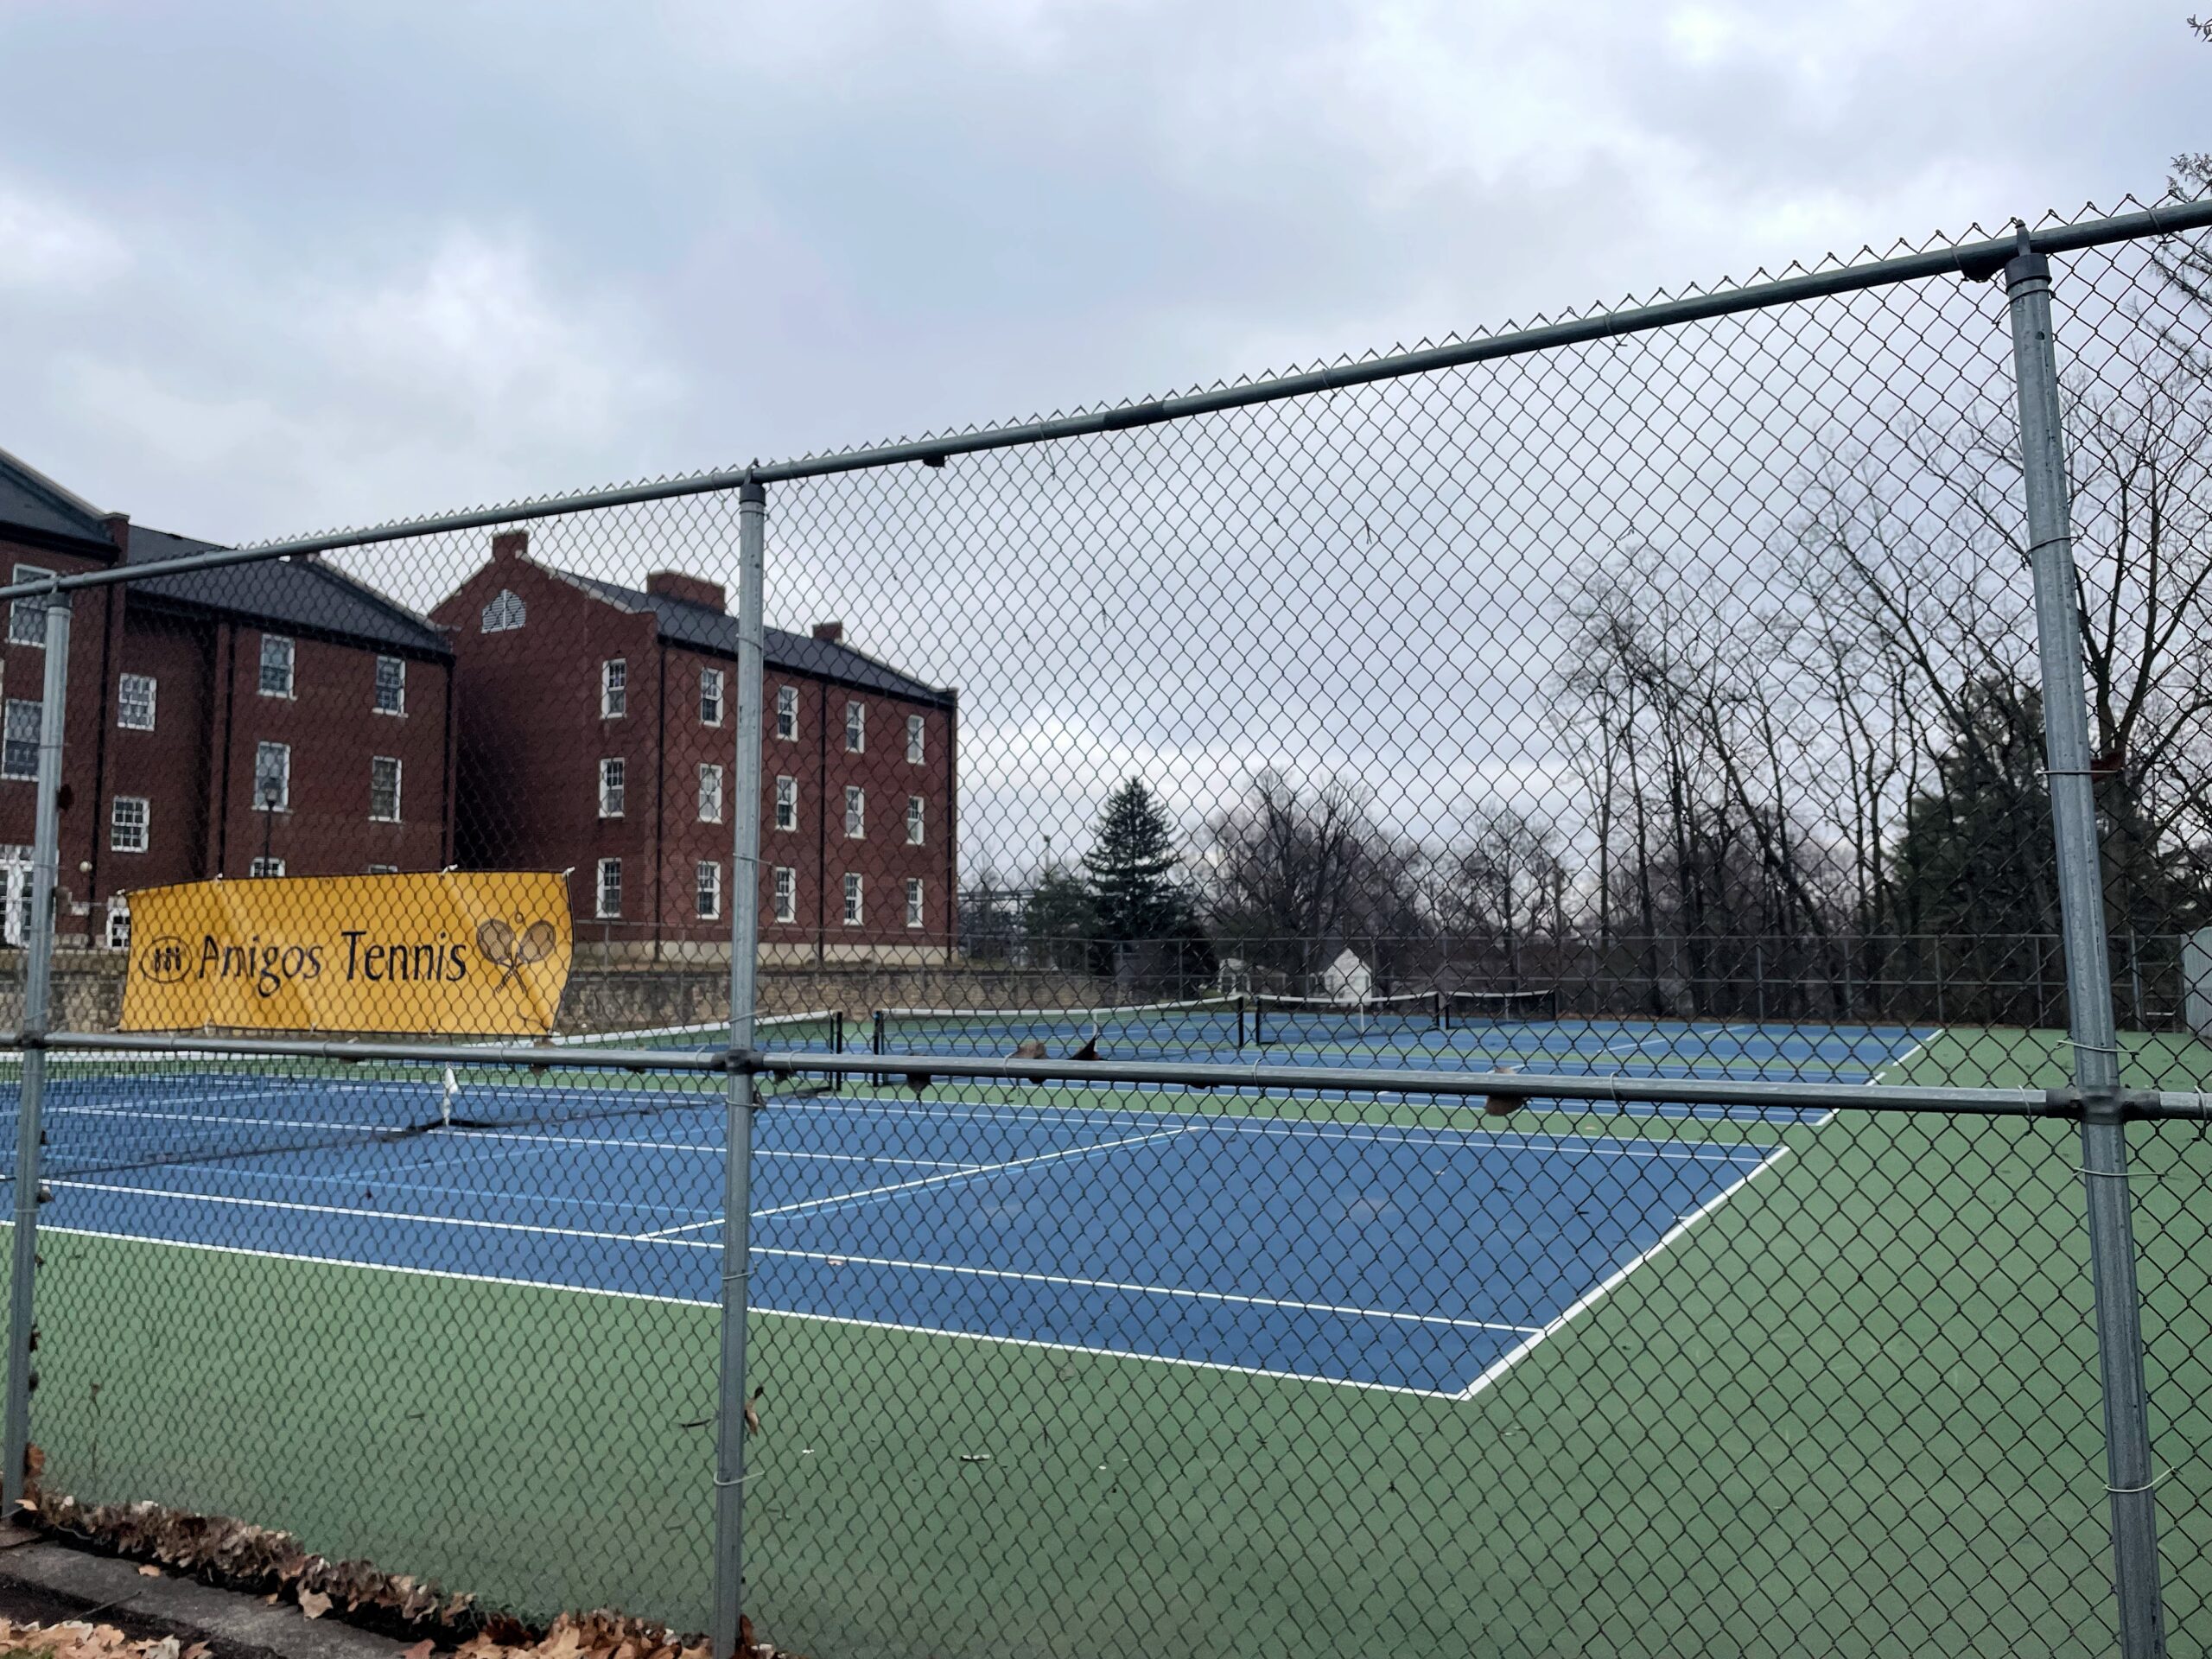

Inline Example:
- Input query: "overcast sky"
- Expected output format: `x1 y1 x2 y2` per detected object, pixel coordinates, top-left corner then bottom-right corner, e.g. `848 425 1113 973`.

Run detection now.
0 1 2202 543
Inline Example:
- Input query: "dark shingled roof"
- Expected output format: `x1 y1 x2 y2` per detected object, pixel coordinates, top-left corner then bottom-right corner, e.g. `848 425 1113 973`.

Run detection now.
0 447 118 553
565 571 954 707
127 526 450 658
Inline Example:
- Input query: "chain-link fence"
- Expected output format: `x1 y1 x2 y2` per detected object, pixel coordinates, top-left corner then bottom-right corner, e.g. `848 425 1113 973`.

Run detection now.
3 197 2212 1658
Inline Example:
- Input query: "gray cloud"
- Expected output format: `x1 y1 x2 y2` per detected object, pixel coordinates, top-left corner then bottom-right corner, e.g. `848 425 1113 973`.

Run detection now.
1 0 2202 877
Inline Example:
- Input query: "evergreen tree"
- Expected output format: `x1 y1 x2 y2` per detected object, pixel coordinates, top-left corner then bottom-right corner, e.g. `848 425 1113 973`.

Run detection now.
1892 672 2212 1027
1080 779 1213 987
1891 675 2058 1023
1084 780 1184 941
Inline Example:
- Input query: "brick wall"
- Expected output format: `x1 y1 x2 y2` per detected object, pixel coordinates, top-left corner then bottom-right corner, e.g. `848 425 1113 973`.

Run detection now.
435 537 959 959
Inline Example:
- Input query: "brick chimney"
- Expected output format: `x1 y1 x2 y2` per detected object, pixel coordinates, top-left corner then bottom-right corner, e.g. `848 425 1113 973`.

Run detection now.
492 529 528 561
645 570 727 612
811 620 843 643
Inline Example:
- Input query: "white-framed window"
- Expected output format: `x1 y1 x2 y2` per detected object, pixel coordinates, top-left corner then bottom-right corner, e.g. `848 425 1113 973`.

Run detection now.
250 856 285 879
601 658 627 718
906 877 925 930
9 567 53 646
374 656 406 715
370 756 402 823
906 714 925 764
118 673 156 731
105 896 130 951
844 699 865 753
110 796 149 854
480 588 526 632
599 757 626 818
772 866 796 923
3 700 41 780
700 667 724 726
844 785 865 838
906 795 925 845
367 863 397 875
254 741 290 811
596 858 622 918
259 633 295 697
774 775 797 831
842 872 863 926
698 763 724 823
696 860 722 920
775 685 798 741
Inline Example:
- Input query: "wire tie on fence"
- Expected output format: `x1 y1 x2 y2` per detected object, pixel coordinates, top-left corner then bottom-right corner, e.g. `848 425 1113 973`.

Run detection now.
2107 1465 2173 1497
2071 1164 2158 1182
712 1471 757 1491
2063 1040 2124 1059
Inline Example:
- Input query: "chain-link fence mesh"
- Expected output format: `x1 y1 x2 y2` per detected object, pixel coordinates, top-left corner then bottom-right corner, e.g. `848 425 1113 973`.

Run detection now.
2 197 2209 1656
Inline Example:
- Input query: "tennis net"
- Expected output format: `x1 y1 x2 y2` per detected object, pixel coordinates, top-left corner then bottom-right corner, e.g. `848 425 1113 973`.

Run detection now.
1 1009 843 1183
1249 992 1441 1046
1442 988 1561 1025
871 995 1249 1058
548 1009 846 1053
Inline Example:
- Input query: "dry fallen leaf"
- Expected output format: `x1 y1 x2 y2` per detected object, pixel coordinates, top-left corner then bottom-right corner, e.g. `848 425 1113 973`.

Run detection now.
400 1641 435 1659
136 1565 162 1578
298 1590 331 1620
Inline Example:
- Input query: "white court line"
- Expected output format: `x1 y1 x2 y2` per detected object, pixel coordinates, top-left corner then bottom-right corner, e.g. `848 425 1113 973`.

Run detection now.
372 1127 964 1173
1437 1023 1938 1396
1453 1144 1795 1402
36 1130 1792 1400
33 1096 966 1173
117 1153 721 1229
48 1178 713 1249
777 1093 1768 1165
753 1244 1541 1336
640 1126 1198 1236
47 1094 326 1125
1872 1029 1936 1084
26 1226 1465 1401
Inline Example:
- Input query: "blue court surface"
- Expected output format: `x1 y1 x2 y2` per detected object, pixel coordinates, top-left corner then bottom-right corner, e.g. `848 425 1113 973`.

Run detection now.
17 1066 1796 1397
10 1015 1929 1396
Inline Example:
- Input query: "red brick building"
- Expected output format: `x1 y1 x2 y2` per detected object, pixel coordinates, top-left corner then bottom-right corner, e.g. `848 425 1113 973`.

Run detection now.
431 530 958 961
0 448 455 947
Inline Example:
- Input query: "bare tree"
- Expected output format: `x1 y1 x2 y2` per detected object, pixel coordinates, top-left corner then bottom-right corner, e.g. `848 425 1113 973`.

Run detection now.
1202 771 1424 988
1441 805 1565 992
2156 17 2212 315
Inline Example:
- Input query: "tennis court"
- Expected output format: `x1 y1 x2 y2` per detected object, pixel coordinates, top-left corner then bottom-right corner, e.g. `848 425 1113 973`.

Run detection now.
2 1013 1930 1398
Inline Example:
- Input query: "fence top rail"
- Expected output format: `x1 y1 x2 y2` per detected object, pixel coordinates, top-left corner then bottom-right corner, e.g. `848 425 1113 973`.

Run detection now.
756 1046 2212 1119
14 1030 2212 1118
2 199 2207 608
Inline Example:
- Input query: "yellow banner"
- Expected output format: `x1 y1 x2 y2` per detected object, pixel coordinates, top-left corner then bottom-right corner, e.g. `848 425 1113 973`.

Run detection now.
120 872 574 1035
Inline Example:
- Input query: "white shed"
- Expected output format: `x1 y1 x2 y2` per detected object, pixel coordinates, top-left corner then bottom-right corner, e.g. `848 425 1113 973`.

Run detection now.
1319 947 1373 1006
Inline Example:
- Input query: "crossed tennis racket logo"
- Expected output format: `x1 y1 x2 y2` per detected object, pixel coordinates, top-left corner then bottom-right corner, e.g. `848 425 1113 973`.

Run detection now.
477 917 558 987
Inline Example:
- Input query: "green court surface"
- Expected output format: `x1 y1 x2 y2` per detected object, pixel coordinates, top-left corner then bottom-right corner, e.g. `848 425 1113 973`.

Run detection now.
14 1024 2212 1659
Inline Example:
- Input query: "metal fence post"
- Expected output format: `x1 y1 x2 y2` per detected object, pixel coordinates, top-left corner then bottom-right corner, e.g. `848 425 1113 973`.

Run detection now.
3 591 71 1514
710 479 768 1659
2004 241 2167 1659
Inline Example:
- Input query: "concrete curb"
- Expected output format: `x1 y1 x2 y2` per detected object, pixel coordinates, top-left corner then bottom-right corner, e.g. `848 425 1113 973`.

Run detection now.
0 1527 410 1659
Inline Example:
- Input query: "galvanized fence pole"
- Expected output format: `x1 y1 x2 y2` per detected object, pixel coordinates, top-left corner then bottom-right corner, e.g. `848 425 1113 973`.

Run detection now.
2004 243 2167 1658
710 479 768 1659
3 592 71 1513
